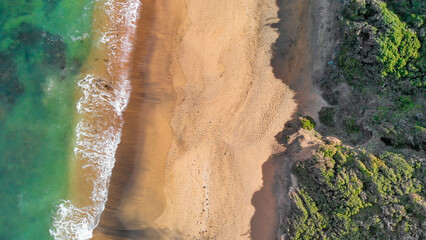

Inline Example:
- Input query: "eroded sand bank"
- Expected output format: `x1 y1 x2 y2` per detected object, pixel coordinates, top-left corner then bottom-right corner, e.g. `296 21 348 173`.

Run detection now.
94 0 298 239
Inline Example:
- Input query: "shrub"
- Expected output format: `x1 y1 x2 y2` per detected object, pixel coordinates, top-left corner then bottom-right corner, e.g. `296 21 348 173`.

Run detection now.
319 107 335 127
300 116 316 130
287 145 424 239
377 2 421 78
345 118 360 133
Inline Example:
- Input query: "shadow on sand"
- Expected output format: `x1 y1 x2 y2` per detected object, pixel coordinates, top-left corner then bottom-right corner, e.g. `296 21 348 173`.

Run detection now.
249 0 333 238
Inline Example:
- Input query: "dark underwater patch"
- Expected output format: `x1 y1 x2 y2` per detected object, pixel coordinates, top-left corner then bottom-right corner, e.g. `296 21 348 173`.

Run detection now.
44 0 61 15
0 52 24 123
0 53 23 105
12 22 67 74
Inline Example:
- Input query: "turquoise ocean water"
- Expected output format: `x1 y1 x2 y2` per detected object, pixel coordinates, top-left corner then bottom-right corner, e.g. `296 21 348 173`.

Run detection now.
0 0 94 239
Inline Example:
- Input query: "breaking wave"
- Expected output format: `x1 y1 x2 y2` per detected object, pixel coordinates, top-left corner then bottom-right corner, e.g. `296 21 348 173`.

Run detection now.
49 0 141 239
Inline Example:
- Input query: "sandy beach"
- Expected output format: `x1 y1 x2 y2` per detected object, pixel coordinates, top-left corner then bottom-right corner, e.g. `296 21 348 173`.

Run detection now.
155 0 296 238
94 0 302 239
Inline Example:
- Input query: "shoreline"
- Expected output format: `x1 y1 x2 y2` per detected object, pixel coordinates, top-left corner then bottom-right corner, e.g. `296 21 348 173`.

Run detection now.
93 0 183 238
50 0 141 239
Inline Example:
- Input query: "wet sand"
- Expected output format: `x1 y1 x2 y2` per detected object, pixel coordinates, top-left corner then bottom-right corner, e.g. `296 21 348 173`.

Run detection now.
93 0 184 239
94 0 302 239
69 0 137 218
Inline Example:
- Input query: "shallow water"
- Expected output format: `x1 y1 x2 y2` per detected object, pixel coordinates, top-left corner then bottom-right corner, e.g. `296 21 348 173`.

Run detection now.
0 0 94 239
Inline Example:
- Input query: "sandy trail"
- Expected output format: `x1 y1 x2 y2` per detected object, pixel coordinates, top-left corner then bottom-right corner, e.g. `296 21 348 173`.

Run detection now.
94 0 298 239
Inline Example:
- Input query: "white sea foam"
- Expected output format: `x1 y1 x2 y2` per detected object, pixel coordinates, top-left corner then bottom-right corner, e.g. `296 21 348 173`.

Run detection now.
50 0 141 239
70 32 90 42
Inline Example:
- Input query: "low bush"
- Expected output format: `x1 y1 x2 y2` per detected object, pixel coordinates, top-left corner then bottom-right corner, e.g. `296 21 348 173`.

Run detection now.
300 116 316 130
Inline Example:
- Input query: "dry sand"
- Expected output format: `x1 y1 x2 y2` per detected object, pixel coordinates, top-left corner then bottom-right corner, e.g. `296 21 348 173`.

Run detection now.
155 0 296 239
94 0 306 239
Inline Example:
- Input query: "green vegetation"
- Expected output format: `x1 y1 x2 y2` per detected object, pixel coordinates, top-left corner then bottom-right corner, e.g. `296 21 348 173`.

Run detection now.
339 0 423 85
284 1 425 239
384 0 425 28
376 2 421 78
319 0 425 149
319 107 335 127
344 118 359 133
300 116 316 130
287 144 425 239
